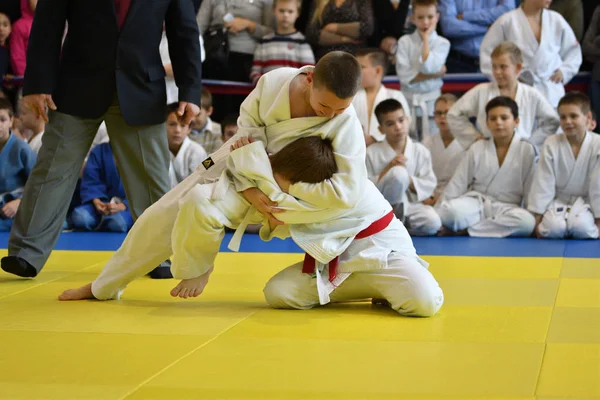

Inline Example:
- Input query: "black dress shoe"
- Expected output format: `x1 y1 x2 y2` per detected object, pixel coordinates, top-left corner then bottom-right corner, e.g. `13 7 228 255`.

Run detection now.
148 259 173 279
1 256 38 278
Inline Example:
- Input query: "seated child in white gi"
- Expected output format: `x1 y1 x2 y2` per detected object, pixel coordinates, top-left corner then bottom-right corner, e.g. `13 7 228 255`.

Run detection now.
422 94 463 206
395 0 450 140
352 48 410 146
479 0 582 108
166 103 208 188
437 96 537 237
366 99 441 236
57 52 375 303
0 98 36 232
449 41 559 150
189 87 222 155
528 92 600 239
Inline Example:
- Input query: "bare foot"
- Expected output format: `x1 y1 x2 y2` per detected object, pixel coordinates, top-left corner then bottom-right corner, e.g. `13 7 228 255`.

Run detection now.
58 283 95 301
170 268 213 299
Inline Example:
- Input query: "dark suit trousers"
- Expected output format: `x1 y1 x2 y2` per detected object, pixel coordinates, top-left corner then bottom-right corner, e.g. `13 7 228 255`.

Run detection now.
8 93 171 273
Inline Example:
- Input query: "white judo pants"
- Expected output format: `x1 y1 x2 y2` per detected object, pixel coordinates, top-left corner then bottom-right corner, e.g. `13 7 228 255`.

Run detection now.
376 166 441 236
438 196 535 238
263 251 444 317
90 140 236 300
538 198 599 239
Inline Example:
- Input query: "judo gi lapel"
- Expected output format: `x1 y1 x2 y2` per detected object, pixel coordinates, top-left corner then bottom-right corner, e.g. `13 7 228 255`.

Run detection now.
403 137 416 175
352 89 368 131
561 132 592 193
516 8 540 55
484 134 520 192
172 137 191 182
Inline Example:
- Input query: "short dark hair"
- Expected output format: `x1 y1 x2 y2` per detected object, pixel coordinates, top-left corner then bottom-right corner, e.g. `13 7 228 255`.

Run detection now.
355 48 389 75
485 96 519 120
558 91 591 115
313 51 362 99
273 0 302 12
412 0 438 11
221 113 239 133
0 98 14 117
166 102 180 118
374 99 404 124
270 136 337 184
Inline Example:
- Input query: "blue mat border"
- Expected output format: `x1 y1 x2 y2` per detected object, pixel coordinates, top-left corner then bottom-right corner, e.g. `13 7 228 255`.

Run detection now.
1 232 598 258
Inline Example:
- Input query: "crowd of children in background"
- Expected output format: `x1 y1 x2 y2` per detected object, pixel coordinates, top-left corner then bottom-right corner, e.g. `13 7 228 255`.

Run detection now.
0 0 599 239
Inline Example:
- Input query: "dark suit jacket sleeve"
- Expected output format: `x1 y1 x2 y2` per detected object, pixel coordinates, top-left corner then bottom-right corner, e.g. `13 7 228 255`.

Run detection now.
23 0 69 95
165 0 202 105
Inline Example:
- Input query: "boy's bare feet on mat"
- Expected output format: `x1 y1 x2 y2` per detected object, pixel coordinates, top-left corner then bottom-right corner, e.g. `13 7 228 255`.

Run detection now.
58 283 95 301
170 268 213 299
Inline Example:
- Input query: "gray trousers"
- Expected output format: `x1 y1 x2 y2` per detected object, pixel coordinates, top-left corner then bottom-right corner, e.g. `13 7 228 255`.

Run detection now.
8 96 171 273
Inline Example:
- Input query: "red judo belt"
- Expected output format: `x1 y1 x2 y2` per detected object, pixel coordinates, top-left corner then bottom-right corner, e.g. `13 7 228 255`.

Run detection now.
302 210 395 283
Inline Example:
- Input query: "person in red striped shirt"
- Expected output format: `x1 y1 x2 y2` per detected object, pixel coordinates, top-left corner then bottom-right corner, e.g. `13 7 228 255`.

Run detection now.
250 0 315 85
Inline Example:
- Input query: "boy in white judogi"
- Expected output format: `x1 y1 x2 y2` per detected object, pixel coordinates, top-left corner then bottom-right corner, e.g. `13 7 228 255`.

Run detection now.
528 92 600 239
61 133 444 316
230 136 443 316
352 48 410 146
58 53 408 303
422 94 464 206
165 103 208 188
437 96 537 237
366 99 441 236
395 0 450 140
479 1 582 108
450 41 559 150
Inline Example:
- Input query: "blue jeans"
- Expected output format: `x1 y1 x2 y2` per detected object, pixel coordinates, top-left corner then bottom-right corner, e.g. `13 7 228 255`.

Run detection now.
590 79 600 133
71 203 133 233
0 218 13 232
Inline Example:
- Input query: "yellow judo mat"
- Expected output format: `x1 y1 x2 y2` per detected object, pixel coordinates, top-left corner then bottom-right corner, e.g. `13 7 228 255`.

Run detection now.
0 249 599 400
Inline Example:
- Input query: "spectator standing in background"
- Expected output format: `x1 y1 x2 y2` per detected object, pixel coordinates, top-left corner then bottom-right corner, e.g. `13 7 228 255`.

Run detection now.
369 0 411 74
250 0 315 85
583 5 600 132
439 0 515 73
549 0 583 41
305 0 374 61
9 0 35 78
0 12 11 79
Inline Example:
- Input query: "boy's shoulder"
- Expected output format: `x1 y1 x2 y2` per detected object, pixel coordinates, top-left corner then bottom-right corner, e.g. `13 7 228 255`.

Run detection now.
187 137 208 152
366 140 389 156
495 8 519 24
260 31 308 44
468 137 489 154
261 66 307 84
398 32 417 46
412 140 431 153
